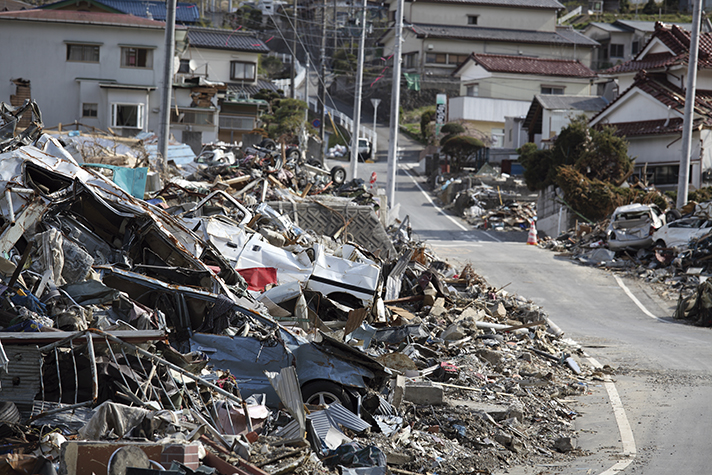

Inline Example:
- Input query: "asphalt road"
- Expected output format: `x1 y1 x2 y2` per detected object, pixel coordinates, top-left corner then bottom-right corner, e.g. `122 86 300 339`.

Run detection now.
329 129 712 474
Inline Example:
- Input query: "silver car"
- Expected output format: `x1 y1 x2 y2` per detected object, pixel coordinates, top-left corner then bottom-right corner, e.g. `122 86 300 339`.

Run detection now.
607 204 666 251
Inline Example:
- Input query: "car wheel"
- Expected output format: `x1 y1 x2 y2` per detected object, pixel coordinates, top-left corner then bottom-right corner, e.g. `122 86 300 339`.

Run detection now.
301 380 353 410
665 209 682 223
330 166 347 185
655 239 666 248
259 138 277 151
307 159 323 168
286 148 300 161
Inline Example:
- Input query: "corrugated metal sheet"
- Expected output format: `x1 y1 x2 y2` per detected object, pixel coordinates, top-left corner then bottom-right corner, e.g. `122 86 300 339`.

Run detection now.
306 402 371 434
0 345 41 415
265 366 306 434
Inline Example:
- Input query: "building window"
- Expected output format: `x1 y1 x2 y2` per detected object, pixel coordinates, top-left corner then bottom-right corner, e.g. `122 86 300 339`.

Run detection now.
450 54 469 65
541 86 565 95
425 53 447 64
121 47 153 68
426 53 468 65
111 103 144 128
219 115 255 131
230 61 256 80
67 44 99 62
467 15 478 25
491 128 504 148
466 84 479 96
171 109 215 125
403 52 418 69
82 103 98 118
610 44 624 58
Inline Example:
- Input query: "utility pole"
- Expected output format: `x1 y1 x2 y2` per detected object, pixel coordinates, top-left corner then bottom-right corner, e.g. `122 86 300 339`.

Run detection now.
291 0 297 99
333 0 337 56
158 0 177 171
371 97 381 155
305 56 310 121
677 0 702 209
319 0 327 144
349 0 367 179
386 0 404 208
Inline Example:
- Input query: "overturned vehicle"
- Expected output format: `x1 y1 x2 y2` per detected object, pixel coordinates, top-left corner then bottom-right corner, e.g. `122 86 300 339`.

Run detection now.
0 101 388 412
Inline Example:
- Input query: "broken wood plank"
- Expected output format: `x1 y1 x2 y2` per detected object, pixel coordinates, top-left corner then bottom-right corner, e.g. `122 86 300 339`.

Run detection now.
383 295 424 305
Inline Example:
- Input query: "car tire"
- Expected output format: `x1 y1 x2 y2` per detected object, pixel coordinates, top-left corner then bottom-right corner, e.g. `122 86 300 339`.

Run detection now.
259 138 277 151
307 159 323 168
666 209 682 223
286 148 300 161
655 239 666 248
301 380 354 411
330 166 347 185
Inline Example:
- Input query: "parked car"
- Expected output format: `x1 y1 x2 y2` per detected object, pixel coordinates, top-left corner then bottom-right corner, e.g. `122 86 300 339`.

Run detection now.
607 204 666 251
358 138 372 161
652 217 712 248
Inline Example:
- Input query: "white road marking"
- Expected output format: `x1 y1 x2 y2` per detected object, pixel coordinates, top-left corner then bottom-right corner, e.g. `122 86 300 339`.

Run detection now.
587 355 637 473
400 165 503 242
613 274 665 322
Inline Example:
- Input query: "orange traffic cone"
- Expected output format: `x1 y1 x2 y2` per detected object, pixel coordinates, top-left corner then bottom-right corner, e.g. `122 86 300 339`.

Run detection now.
527 219 538 245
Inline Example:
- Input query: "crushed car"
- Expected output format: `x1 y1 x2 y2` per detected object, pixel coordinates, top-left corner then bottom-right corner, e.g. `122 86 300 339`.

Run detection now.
606 203 665 251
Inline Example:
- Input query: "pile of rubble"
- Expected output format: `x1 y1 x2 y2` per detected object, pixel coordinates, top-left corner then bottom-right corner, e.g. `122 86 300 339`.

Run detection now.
0 101 599 475
433 172 537 233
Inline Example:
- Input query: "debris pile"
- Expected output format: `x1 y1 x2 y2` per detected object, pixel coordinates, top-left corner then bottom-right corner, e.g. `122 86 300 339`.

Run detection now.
0 101 596 475
432 173 537 232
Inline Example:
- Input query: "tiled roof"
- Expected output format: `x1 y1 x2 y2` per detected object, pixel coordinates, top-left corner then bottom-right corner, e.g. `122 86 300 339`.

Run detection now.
524 95 607 132
606 118 685 137
187 28 270 53
468 53 596 77
408 23 599 47
0 8 167 26
603 22 712 74
591 71 712 134
535 94 608 110
40 0 199 23
409 0 564 9
227 79 280 98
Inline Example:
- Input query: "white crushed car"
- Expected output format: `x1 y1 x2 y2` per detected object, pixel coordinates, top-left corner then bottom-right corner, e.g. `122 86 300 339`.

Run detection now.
606 203 665 251
652 217 712 248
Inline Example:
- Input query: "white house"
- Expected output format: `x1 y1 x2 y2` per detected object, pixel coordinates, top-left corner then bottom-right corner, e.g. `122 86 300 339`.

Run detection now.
592 22 712 189
174 27 276 146
0 10 183 136
449 53 597 145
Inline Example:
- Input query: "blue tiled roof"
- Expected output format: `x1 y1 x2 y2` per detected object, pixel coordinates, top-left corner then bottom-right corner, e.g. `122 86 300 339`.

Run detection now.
96 0 199 23
188 28 270 53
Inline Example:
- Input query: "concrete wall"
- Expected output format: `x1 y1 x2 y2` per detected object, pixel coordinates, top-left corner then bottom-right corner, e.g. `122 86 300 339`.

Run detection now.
179 46 260 85
537 185 573 238
449 96 531 124
394 1 557 32
0 18 166 133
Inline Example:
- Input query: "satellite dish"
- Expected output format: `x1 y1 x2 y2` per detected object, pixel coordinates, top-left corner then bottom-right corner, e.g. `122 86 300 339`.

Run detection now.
189 59 197 71
173 56 180 75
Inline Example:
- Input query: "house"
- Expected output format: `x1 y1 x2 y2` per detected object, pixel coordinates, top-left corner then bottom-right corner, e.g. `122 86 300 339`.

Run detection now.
176 27 278 145
600 22 712 94
379 0 598 85
522 94 608 146
590 22 712 189
582 20 691 71
0 10 182 136
589 71 712 190
40 0 200 24
449 53 597 146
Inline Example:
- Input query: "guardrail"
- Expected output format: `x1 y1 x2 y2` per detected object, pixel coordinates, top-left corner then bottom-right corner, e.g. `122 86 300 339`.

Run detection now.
308 97 378 154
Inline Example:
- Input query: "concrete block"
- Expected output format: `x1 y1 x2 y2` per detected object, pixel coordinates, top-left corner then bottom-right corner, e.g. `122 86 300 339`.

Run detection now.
441 323 465 341
404 382 444 405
